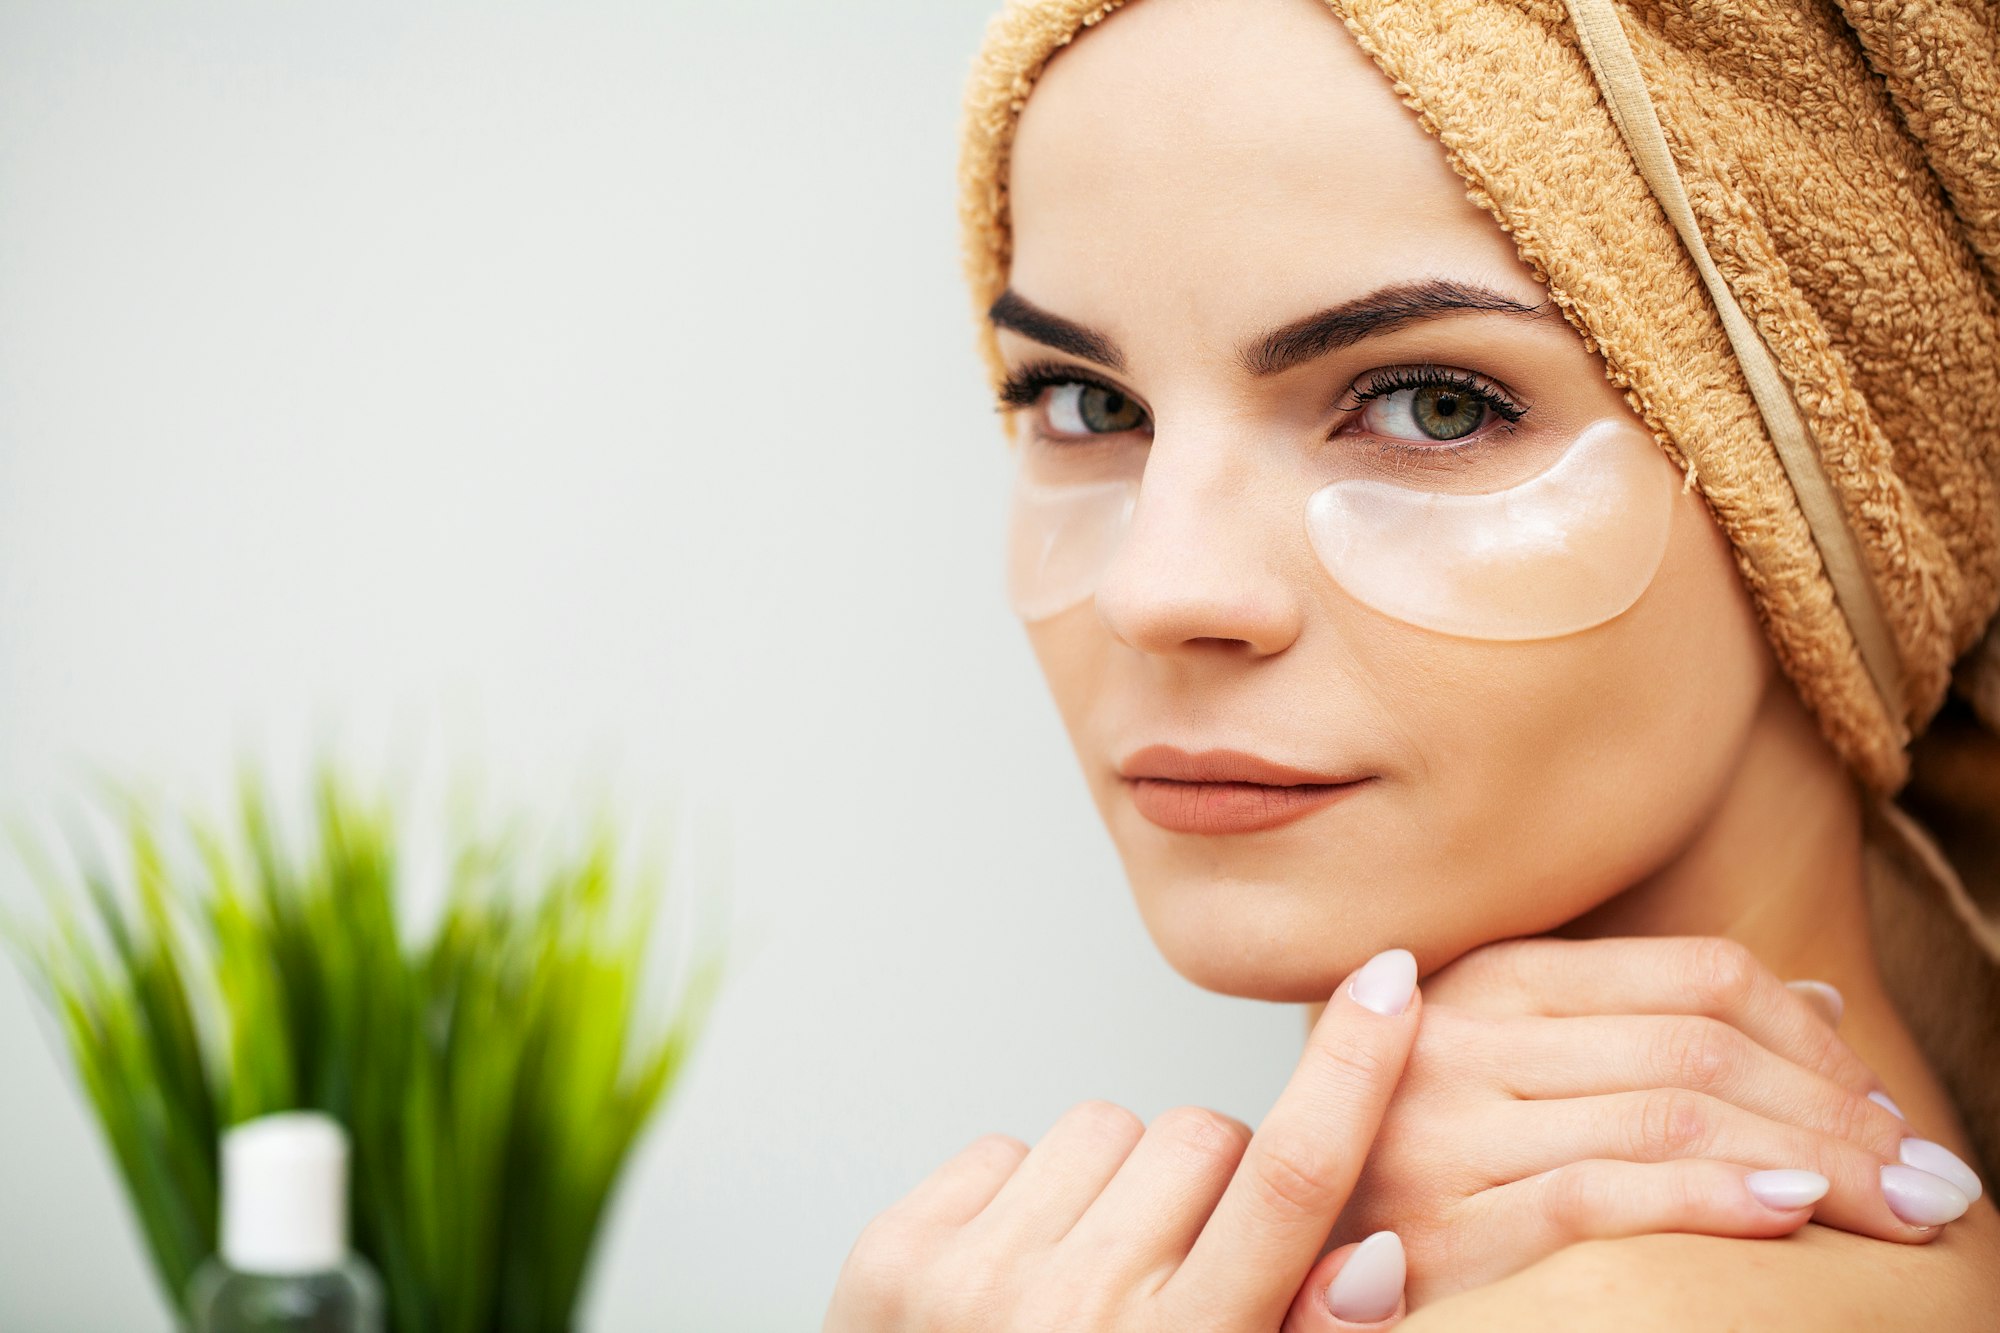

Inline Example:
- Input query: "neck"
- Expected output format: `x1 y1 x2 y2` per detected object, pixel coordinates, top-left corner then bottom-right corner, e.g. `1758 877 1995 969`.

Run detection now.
1550 674 1878 987
1557 678 1973 1146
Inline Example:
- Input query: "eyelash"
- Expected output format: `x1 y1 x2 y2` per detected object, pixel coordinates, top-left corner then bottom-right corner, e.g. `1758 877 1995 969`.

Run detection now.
994 359 1136 417
992 359 1530 445
1340 364 1526 426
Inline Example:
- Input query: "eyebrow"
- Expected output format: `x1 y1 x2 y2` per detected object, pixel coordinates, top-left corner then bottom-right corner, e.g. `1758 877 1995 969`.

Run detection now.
1243 279 1551 376
985 278 1553 378
987 287 1127 370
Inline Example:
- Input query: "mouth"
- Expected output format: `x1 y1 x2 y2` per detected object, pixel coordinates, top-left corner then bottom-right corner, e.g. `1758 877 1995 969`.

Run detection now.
1116 745 1375 835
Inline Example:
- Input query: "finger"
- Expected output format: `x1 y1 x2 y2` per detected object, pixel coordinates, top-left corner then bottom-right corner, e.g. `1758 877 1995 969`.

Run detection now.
1481 1090 1968 1241
892 1132 1030 1228
1060 1106 1253 1278
1283 1233 1407 1331
1785 979 1844 1027
1480 1012 1905 1154
1439 937 1880 1095
1451 1159 1824 1290
963 1100 1145 1251
1169 948 1421 1329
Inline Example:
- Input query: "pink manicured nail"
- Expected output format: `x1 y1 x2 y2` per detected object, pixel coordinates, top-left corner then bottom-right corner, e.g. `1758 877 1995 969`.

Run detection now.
1744 1169 1829 1210
1348 949 1417 1017
1869 1090 1907 1119
1881 1164 1970 1226
1900 1139 1983 1204
1784 979 1844 1027
1325 1230 1405 1323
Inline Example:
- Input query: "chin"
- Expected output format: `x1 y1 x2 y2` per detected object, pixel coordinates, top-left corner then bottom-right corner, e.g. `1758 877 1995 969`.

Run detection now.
1122 848 1609 1003
1124 863 1441 1003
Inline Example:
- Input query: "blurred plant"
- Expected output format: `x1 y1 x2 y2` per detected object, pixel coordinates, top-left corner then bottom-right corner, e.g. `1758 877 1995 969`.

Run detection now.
1 753 729 1333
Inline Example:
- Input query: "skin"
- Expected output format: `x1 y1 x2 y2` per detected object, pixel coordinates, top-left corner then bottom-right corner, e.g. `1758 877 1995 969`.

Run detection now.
988 0 2000 1322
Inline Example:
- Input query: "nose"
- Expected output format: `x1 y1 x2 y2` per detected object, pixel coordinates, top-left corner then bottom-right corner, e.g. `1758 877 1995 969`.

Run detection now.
1091 427 1305 658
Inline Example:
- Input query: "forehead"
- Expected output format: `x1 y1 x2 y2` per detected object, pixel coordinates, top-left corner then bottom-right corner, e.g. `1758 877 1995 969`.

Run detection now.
1006 0 1542 345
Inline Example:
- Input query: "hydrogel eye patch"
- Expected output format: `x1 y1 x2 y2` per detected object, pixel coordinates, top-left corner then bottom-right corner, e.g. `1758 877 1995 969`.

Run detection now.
1006 473 1139 624
1303 420 1678 639
1004 419 1678 639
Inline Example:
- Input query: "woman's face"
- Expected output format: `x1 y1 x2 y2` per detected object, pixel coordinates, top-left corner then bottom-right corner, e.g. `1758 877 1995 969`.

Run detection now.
997 0 1779 1000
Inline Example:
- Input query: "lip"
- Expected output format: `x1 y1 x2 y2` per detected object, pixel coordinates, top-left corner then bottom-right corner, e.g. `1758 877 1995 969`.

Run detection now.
1117 745 1374 835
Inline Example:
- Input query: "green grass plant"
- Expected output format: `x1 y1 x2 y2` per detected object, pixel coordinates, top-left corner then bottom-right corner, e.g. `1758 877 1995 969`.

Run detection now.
2 754 729 1332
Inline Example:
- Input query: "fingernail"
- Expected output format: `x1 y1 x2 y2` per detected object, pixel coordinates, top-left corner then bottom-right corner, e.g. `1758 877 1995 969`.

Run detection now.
1869 1090 1907 1120
1325 1230 1405 1323
1744 1169 1830 1210
1881 1164 1971 1225
1348 949 1417 1017
1785 979 1844 1027
1900 1139 1983 1204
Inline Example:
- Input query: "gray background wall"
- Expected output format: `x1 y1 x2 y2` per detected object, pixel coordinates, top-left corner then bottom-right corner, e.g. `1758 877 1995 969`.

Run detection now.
0 2 1306 1327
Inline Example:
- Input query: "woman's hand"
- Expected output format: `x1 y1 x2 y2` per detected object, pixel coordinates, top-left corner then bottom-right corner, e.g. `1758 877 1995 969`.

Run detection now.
1314 935 1983 1313
824 948 1426 1333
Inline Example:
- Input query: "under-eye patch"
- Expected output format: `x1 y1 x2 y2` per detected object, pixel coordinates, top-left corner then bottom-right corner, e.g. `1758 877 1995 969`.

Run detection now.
1004 418 1677 641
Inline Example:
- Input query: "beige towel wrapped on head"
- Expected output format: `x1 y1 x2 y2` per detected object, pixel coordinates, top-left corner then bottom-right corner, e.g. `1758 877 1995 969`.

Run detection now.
957 0 2000 1173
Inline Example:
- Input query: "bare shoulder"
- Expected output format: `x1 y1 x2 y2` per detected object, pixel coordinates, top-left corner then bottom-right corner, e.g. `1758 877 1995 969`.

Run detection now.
1398 1203 2000 1332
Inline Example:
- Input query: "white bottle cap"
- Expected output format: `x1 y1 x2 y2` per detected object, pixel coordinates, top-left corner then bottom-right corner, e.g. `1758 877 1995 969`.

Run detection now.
219 1110 351 1275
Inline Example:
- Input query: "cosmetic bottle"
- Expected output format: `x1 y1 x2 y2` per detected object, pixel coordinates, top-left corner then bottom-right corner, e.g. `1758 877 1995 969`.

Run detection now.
186 1111 384 1333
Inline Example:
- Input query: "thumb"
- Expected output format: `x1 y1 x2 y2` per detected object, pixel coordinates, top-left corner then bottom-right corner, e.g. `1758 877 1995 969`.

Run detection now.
1283 1231 1407 1331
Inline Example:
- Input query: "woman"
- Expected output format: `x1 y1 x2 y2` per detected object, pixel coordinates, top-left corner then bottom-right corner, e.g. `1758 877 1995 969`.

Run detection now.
827 0 2000 1326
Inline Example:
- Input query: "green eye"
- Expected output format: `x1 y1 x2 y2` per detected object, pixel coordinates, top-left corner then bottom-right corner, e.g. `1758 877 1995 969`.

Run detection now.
1357 373 1516 444
1050 382 1147 434
1408 385 1486 440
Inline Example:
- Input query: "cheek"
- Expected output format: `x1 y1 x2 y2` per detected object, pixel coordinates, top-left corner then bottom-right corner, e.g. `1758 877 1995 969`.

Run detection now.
1023 615 1106 733
1021 613 1125 804
1374 484 1770 936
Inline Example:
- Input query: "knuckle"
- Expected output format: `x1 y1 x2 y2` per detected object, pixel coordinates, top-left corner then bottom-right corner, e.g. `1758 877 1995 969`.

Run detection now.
1635 1087 1714 1160
1660 1016 1742 1092
964 1132 1031 1173
1246 1137 1347 1222
854 1208 922 1258
1681 937 1760 1014
1060 1099 1145 1146
1820 1090 1869 1148
1657 1160 1709 1220
837 1215 928 1317
1540 1160 1705 1239
1540 1160 1615 1238
1827 1089 1899 1155
1151 1105 1251 1166
1307 1032 1394 1090
1802 1022 1876 1092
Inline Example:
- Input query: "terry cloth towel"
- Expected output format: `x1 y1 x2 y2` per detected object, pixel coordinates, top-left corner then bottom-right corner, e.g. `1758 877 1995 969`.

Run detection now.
956 0 2000 1175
